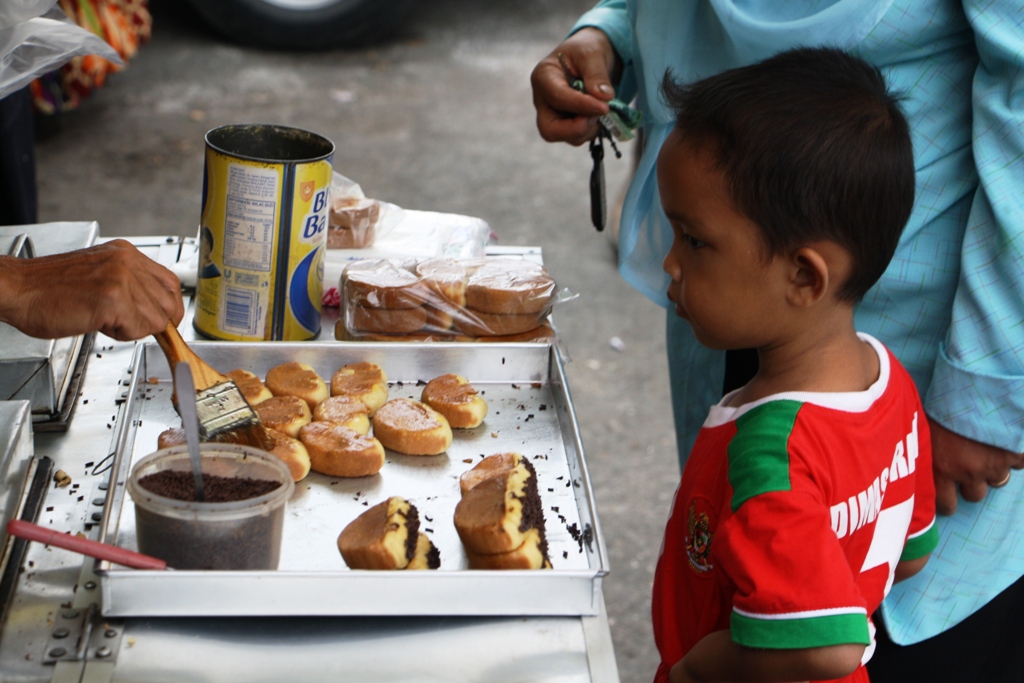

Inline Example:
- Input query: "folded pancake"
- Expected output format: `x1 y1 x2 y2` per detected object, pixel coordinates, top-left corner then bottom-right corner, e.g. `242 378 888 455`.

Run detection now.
454 455 544 555
338 496 420 570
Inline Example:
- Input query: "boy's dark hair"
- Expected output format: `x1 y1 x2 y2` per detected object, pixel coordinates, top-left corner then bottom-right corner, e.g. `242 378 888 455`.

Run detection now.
662 47 914 302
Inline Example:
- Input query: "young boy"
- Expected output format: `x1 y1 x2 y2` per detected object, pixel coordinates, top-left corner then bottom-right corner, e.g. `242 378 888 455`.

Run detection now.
652 48 938 683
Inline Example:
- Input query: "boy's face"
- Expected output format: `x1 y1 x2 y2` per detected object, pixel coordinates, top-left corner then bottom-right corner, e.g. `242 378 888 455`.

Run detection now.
657 131 791 351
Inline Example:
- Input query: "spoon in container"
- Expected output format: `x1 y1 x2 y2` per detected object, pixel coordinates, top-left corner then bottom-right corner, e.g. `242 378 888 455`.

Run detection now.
174 362 206 502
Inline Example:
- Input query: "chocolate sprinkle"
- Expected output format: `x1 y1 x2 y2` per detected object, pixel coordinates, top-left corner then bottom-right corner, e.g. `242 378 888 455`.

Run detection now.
138 470 281 502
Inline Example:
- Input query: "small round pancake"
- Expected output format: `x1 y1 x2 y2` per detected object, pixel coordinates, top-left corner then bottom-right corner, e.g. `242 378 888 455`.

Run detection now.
371 398 452 456
330 362 388 414
255 395 312 438
157 427 185 450
421 374 487 429
313 395 371 435
266 428 311 482
299 421 385 478
225 368 273 405
264 362 328 410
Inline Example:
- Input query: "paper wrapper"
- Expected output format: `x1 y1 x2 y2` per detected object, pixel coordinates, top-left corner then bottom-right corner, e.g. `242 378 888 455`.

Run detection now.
338 257 562 343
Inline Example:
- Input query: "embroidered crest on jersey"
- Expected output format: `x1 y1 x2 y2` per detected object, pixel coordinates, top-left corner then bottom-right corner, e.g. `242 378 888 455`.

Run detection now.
685 499 714 574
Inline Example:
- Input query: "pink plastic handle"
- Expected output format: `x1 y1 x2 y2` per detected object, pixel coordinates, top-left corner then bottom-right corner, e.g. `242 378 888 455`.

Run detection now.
6 519 167 570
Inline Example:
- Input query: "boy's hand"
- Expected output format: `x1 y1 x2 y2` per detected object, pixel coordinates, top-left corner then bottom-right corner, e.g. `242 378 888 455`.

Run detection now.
530 28 622 146
930 417 1024 515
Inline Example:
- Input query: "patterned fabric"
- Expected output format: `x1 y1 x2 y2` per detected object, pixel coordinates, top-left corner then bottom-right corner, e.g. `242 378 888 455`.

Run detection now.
651 336 937 682
30 0 151 114
573 0 1024 644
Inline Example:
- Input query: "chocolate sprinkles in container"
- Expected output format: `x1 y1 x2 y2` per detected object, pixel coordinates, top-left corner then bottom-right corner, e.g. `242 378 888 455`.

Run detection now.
195 124 334 341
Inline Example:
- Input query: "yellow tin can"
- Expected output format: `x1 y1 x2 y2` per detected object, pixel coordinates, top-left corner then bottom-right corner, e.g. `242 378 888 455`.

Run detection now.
195 124 334 341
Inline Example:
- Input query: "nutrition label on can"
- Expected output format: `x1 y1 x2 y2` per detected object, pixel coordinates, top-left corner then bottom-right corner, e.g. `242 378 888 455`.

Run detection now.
223 164 278 272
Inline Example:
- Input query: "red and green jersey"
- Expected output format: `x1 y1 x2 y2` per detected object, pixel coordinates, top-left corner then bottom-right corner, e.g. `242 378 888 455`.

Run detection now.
652 335 938 683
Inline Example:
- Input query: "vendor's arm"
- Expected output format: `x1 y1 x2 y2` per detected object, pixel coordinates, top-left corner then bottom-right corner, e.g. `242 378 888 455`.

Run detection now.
670 630 863 683
924 0 1024 515
0 239 184 341
530 0 630 146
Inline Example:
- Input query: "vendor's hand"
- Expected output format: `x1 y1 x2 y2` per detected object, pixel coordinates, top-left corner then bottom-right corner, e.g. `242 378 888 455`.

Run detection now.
0 239 184 342
530 27 623 146
931 416 1024 515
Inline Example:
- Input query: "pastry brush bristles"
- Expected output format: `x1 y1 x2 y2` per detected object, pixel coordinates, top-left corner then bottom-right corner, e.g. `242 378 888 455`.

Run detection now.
206 421 275 452
194 381 275 452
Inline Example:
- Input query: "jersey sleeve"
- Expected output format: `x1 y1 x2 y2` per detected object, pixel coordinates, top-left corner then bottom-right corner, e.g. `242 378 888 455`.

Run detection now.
715 401 870 650
715 488 872 650
901 409 938 561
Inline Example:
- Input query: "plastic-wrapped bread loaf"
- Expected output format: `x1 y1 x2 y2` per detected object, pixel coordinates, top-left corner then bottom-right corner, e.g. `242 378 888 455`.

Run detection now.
339 257 560 342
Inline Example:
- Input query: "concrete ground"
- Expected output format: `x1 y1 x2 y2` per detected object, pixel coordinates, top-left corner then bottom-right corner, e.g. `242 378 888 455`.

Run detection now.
34 2 681 680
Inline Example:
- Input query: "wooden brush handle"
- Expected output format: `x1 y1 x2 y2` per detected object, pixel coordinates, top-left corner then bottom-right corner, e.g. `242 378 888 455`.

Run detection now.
154 321 227 391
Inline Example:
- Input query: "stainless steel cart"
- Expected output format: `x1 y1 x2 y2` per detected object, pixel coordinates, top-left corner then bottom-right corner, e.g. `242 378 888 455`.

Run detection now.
0 230 619 683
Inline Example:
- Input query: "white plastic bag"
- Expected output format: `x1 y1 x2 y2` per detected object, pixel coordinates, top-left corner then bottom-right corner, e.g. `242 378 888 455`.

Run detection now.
0 3 121 101
0 0 59 30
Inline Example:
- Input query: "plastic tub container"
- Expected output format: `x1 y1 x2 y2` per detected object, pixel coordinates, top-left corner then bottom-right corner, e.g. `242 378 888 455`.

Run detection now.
127 444 294 570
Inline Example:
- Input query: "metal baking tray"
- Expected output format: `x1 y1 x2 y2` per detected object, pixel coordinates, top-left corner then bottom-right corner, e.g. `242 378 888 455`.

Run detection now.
96 341 608 617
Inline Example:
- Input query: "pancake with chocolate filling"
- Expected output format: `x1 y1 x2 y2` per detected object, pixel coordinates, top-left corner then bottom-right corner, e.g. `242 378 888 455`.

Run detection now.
465 527 551 570
454 454 548 558
406 533 442 570
338 496 423 570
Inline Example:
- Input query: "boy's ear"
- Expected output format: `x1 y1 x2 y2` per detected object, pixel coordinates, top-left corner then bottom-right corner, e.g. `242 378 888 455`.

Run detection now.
787 246 830 307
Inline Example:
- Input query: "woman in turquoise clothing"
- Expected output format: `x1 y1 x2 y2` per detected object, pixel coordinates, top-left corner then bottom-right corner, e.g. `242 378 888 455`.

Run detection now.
531 1 1024 680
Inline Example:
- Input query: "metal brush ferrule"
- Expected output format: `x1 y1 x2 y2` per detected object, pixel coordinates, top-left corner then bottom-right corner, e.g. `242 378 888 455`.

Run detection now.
194 381 257 438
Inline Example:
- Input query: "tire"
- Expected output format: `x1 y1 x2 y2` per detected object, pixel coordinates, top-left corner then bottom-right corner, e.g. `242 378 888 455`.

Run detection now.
182 0 416 51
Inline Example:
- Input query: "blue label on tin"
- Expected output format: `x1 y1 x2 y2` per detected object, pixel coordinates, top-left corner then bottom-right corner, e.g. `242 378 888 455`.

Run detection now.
289 246 321 334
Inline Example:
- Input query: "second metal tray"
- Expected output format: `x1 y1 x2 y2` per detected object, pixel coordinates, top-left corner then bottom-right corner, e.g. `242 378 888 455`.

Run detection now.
97 341 608 617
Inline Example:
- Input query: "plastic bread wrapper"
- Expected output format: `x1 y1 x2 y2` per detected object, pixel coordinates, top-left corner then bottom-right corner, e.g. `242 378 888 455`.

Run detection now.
337 257 576 343
327 172 404 250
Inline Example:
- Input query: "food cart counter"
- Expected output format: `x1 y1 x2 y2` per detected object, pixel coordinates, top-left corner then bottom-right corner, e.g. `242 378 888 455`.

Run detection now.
0 233 619 683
